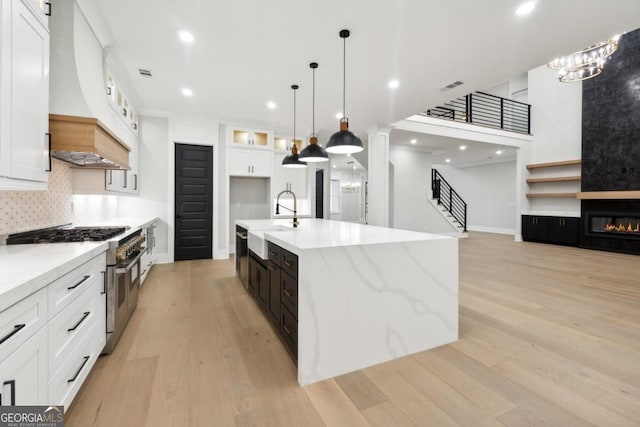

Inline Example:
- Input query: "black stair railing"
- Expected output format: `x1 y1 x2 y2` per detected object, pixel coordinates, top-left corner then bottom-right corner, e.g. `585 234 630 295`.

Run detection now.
431 169 467 232
423 91 531 135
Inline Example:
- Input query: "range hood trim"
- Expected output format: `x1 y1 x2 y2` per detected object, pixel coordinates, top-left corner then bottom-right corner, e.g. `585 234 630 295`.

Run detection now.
49 114 131 170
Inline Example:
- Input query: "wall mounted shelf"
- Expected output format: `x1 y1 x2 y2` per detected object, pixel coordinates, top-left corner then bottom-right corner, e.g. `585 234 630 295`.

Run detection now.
526 159 581 169
526 176 581 183
526 193 578 198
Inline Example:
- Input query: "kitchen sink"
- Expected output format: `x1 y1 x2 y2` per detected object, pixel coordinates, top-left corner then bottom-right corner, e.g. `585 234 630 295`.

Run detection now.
248 225 294 259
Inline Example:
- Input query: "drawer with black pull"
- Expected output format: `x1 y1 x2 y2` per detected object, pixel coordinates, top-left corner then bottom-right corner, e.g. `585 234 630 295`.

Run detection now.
48 254 106 316
48 320 101 408
0 287 48 363
48 278 102 377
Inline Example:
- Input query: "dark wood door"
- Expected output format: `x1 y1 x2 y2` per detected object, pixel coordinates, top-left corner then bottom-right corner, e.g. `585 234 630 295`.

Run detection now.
174 144 213 261
315 169 324 218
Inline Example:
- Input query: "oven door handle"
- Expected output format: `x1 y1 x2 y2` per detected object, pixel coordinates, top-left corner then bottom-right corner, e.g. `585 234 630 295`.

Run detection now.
115 249 146 274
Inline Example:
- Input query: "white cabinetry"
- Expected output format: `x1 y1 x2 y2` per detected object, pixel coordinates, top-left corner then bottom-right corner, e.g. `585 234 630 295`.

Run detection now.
106 138 138 195
0 0 49 189
0 252 106 408
229 148 273 177
227 126 273 149
0 326 48 405
140 220 157 285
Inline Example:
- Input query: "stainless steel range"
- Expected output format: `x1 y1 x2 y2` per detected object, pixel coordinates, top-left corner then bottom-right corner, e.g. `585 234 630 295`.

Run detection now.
5 224 145 354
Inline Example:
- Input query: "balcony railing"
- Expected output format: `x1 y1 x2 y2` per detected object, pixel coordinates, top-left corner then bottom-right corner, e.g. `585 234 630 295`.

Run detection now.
422 91 531 135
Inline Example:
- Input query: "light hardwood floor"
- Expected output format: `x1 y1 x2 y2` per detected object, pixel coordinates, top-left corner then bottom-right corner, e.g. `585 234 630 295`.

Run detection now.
65 232 640 426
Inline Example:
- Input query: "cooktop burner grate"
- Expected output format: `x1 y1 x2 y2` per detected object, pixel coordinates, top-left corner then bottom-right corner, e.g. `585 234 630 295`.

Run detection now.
6 226 127 244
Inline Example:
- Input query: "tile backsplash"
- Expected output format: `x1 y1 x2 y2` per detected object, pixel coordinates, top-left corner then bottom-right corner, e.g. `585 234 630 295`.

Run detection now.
0 159 74 234
0 160 121 235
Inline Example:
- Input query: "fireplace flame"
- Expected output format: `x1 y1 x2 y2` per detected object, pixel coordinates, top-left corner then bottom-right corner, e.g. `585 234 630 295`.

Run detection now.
604 222 640 233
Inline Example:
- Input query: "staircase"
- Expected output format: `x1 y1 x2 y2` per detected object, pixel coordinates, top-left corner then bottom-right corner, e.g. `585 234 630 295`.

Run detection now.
431 169 467 233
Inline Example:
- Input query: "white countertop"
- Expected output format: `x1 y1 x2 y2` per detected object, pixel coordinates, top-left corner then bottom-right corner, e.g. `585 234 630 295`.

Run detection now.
237 218 451 253
0 217 158 312
0 242 108 312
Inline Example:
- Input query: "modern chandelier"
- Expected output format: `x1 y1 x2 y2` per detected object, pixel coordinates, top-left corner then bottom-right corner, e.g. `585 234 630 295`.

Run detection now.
547 35 620 83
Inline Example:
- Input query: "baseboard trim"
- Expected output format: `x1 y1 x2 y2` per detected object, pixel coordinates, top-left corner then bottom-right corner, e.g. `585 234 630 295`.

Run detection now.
467 226 515 235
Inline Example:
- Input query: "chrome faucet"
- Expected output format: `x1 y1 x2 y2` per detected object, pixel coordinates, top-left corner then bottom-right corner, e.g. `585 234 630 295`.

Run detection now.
275 189 298 227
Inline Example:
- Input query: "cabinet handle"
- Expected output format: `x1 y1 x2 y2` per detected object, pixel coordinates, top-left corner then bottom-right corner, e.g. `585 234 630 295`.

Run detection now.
1 380 16 406
268 265 275 271
123 171 127 188
45 2 52 16
283 260 292 268
247 166 250 173
134 174 138 191
283 288 292 298
67 312 90 332
282 324 291 335
67 356 90 383
45 133 52 172
101 271 106 295
68 275 91 290
122 108 127 117
0 324 25 345
108 170 113 185
251 165 254 173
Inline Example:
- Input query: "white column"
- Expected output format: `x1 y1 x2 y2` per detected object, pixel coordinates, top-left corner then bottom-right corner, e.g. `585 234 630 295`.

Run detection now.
367 127 390 227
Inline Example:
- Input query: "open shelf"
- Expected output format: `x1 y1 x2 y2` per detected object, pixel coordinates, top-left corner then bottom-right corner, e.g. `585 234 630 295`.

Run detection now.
526 176 581 183
526 159 581 170
526 192 578 198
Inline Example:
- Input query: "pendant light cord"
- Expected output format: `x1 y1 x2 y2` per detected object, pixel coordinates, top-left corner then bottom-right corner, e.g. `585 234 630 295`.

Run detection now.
293 88 296 142
312 67 315 136
343 35 346 118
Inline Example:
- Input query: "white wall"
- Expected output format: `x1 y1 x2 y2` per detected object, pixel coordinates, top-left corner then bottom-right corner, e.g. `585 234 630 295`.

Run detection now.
118 116 170 261
229 177 270 247
389 146 437 233
435 161 517 234
520 65 582 221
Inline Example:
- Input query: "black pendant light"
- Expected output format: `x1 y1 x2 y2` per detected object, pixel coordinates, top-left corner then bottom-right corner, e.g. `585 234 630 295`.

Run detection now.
326 29 363 154
299 62 329 162
282 84 307 168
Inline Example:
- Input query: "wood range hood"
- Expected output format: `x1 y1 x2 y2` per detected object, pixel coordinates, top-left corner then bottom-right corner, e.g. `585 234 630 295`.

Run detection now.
49 114 131 170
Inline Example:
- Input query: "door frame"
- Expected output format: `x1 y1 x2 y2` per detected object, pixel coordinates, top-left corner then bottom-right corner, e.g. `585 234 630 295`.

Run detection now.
169 139 219 262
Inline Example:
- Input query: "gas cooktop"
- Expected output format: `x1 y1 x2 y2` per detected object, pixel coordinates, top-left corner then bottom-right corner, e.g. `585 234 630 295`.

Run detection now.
6 225 127 244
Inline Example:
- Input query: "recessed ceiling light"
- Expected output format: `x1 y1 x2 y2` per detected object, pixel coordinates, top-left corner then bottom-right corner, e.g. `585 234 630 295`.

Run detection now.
353 166 357 170
515 1 536 16
267 101 277 109
496 150 503 155
410 139 417 144
335 112 343 119
388 79 400 89
445 158 451 163
182 88 193 97
332 165 336 168
347 153 351 156
178 30 195 43
459 145 467 150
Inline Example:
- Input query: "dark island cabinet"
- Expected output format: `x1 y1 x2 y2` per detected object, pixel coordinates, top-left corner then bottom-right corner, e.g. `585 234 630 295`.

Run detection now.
267 261 281 325
522 215 579 247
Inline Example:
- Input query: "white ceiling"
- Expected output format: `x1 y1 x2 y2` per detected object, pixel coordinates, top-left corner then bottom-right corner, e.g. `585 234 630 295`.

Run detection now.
82 0 640 139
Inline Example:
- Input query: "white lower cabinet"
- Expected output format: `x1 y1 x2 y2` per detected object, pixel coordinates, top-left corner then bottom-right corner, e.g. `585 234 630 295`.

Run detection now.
0 326 48 405
0 251 106 407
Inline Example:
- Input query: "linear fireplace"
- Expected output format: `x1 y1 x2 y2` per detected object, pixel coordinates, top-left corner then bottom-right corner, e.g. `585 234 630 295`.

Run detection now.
586 212 640 239
581 200 640 255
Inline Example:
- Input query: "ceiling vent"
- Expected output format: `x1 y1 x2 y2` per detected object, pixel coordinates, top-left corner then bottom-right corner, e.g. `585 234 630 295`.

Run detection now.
138 68 153 77
440 80 464 91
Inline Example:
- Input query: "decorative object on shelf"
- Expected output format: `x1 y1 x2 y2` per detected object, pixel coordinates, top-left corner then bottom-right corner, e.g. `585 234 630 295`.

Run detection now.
326 30 363 154
548 34 620 82
342 161 360 193
299 62 329 162
282 85 307 168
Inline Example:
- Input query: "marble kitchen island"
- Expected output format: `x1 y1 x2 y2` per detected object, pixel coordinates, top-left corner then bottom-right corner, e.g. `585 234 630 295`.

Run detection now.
236 219 458 386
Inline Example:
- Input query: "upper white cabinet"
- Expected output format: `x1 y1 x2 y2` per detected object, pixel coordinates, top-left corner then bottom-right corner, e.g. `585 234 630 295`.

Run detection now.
227 126 273 149
274 136 303 153
106 138 138 195
0 0 50 189
228 148 273 177
21 0 49 29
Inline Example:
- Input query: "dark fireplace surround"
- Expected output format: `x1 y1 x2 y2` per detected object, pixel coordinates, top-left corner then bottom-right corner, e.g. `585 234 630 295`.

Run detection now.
580 28 640 255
